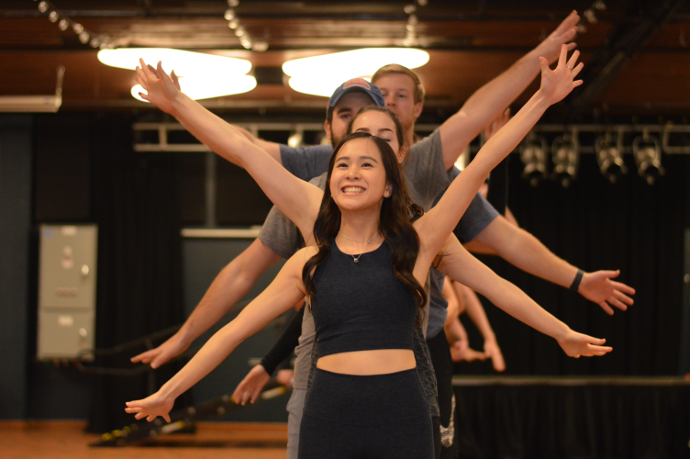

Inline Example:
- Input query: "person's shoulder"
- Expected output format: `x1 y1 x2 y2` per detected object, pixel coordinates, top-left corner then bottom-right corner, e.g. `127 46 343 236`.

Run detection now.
293 245 318 261
281 144 333 155
409 128 441 154
282 246 316 276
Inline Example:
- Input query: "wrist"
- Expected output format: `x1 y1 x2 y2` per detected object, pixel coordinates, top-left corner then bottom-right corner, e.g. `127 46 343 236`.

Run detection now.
570 269 584 292
531 90 553 110
158 381 180 401
176 325 196 345
483 332 497 343
169 91 188 117
552 323 571 342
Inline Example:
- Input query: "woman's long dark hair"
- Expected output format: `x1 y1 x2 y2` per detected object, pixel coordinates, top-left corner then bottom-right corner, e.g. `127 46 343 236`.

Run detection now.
301 131 427 323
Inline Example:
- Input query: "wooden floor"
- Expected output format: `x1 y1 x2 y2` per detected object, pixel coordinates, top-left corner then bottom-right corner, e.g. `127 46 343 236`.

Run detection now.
0 421 288 459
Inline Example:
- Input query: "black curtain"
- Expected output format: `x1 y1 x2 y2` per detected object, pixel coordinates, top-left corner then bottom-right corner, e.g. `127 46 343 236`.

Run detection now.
86 114 188 433
458 152 690 377
454 382 690 459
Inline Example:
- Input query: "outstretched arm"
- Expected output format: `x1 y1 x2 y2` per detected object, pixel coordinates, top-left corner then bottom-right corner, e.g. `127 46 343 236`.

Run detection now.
436 234 611 358
417 46 583 260
125 248 311 423
473 216 636 315
439 11 580 169
451 281 506 372
147 65 283 162
442 279 488 363
131 238 282 369
136 60 322 240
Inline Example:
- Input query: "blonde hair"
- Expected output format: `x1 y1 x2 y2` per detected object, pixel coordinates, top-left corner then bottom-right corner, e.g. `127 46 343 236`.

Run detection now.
372 64 425 105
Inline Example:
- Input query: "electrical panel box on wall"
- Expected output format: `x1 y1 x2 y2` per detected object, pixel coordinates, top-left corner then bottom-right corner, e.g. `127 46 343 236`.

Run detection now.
37 224 97 360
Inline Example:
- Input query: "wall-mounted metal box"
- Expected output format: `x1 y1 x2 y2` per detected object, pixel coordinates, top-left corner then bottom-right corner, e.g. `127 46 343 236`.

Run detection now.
37 224 97 360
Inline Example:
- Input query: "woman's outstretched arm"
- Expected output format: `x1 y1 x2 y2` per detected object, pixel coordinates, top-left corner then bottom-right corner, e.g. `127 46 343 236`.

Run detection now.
124 247 313 423
416 45 583 260
436 234 612 359
135 60 322 242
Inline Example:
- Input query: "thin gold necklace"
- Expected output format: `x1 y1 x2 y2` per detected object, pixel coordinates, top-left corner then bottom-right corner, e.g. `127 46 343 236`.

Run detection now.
337 232 378 263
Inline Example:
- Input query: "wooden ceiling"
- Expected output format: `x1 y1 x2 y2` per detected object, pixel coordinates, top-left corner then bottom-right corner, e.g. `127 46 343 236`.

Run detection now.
1 0 689 117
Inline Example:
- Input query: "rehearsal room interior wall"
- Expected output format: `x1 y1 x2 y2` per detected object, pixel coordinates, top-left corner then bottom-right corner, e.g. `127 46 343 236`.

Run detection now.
1 107 689 422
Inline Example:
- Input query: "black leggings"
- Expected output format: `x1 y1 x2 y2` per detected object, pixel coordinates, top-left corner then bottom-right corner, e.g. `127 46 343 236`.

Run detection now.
298 368 434 459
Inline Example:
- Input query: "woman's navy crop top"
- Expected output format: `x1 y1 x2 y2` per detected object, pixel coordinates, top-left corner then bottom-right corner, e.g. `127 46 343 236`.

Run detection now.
310 239 418 358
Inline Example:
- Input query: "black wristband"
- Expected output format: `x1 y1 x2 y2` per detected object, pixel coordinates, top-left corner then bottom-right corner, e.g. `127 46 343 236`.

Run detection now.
570 269 584 292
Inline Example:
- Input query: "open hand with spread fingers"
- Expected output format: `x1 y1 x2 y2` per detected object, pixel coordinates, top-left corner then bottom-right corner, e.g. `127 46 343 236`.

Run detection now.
125 391 175 424
135 59 182 115
130 331 190 370
538 44 584 106
557 329 612 358
535 10 580 64
578 270 635 315
232 364 271 405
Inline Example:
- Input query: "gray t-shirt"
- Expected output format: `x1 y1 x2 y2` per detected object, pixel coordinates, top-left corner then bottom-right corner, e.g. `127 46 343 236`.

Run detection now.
425 169 499 339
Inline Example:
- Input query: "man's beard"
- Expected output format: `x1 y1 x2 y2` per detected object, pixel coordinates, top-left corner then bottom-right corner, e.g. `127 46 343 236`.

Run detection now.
330 127 341 149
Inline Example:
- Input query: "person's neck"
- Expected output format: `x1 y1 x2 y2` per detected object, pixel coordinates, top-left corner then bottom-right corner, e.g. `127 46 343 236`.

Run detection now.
337 209 382 251
403 122 416 148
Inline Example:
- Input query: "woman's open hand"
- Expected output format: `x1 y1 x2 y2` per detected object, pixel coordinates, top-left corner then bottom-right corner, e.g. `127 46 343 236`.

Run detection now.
557 328 612 358
135 59 182 115
125 391 175 423
538 44 584 106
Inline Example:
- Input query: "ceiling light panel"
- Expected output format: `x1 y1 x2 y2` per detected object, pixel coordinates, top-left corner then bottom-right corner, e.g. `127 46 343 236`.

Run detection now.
131 75 257 102
98 48 252 77
283 48 429 97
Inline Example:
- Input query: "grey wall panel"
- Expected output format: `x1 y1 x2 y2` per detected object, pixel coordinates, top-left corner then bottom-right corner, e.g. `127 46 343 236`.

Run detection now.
182 237 291 422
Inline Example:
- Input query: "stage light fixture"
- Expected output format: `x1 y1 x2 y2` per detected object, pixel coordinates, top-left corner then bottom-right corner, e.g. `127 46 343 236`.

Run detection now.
283 48 429 97
632 132 665 185
595 131 627 183
519 133 548 187
551 131 579 188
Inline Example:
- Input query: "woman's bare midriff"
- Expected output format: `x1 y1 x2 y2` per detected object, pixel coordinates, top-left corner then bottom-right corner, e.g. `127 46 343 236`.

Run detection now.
316 349 416 375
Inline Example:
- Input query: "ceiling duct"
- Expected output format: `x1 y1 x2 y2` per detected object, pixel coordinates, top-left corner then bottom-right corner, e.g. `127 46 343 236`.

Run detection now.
0 66 64 113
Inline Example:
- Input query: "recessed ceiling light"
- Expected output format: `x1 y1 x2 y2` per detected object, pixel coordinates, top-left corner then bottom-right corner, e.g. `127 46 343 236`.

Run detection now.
98 48 252 77
282 48 429 97
98 48 255 101
131 75 257 103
